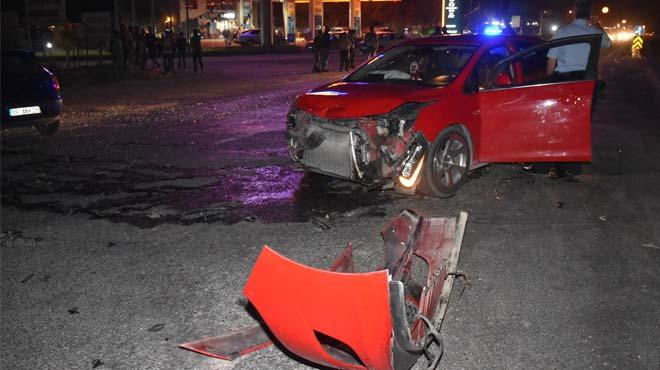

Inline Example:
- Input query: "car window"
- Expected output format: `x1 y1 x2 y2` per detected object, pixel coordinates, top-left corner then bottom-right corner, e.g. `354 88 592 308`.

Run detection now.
469 46 510 90
546 42 592 75
514 41 537 52
478 35 601 90
346 44 477 86
513 42 591 85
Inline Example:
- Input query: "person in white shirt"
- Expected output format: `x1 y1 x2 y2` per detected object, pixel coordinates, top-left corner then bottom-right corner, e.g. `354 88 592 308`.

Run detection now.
547 0 612 75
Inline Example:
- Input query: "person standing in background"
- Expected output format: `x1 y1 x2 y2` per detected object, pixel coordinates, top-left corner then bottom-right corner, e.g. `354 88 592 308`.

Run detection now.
364 26 378 59
190 29 204 73
146 27 160 69
316 26 331 72
347 29 357 69
176 31 188 70
161 30 174 74
546 0 611 75
109 31 124 78
338 33 350 71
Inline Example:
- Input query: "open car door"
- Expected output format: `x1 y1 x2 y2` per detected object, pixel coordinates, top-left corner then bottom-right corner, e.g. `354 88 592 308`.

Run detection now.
477 34 603 163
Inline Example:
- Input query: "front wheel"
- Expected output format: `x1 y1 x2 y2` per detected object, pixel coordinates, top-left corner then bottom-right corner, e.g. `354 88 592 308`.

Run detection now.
418 127 471 197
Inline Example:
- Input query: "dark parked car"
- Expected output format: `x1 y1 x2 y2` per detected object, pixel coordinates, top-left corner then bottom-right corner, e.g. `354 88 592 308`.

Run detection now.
1 50 62 134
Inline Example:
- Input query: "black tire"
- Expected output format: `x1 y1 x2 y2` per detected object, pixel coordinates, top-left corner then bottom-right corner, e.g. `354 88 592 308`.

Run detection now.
34 120 59 135
418 126 471 197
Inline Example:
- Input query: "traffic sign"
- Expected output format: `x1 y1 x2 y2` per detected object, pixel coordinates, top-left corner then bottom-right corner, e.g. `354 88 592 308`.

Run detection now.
632 36 643 50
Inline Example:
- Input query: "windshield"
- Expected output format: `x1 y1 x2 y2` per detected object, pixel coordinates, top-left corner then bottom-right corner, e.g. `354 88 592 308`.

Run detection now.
346 44 477 86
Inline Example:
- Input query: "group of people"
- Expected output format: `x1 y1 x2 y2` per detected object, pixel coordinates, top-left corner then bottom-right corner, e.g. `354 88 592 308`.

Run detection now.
312 26 376 73
109 24 204 78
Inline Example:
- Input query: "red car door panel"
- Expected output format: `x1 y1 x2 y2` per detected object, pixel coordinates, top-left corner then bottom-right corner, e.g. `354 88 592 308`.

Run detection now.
478 80 594 162
476 34 602 163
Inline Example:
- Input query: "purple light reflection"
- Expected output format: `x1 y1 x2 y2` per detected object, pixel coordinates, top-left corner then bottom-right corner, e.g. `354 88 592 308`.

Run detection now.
236 166 304 205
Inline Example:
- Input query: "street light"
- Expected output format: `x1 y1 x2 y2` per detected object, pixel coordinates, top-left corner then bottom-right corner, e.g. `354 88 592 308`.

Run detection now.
601 6 609 14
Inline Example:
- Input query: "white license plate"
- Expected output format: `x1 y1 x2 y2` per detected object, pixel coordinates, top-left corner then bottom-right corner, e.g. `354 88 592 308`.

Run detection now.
9 106 42 117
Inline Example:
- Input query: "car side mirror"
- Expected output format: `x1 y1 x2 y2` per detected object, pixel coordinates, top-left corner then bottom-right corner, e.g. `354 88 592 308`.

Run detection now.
494 71 513 87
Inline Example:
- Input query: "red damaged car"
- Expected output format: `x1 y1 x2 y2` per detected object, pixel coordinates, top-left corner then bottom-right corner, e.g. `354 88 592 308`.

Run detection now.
287 34 603 197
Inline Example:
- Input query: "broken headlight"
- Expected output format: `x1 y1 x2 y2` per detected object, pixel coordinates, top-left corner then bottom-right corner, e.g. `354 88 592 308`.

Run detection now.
398 133 428 188
373 102 431 137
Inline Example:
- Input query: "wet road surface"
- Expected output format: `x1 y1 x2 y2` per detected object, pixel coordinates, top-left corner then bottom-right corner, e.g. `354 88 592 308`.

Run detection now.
2 52 400 228
2 46 660 370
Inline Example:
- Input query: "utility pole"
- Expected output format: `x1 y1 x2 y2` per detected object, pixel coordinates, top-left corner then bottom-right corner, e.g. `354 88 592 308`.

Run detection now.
24 0 32 49
131 0 136 26
185 1 190 37
151 0 156 31
260 0 272 48
114 0 120 30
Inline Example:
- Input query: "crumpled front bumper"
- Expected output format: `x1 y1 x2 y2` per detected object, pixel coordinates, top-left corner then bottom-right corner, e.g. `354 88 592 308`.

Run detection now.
180 210 468 370
287 111 373 183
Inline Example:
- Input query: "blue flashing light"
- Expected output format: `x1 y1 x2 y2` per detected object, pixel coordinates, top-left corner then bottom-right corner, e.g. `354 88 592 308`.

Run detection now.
484 25 503 35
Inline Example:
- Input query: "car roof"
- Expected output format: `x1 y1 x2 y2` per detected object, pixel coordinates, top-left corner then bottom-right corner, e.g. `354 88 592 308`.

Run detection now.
398 34 542 48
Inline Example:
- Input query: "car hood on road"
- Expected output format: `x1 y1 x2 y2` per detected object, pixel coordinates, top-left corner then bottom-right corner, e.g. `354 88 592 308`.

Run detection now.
296 81 441 119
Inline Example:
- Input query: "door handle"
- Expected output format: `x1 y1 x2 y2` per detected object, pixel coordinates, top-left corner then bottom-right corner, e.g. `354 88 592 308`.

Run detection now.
472 109 480 116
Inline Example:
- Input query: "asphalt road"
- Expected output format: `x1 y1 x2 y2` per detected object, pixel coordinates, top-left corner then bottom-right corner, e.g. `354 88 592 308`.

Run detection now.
2 44 659 370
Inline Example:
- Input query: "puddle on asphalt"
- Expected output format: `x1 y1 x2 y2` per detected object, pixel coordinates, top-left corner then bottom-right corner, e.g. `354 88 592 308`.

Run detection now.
1 156 394 228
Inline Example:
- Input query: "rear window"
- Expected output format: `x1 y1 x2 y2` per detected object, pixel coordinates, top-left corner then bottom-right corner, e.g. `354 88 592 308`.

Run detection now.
1 53 43 75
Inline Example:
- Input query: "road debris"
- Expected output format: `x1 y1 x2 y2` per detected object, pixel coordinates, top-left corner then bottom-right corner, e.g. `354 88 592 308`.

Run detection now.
497 176 524 183
148 323 165 332
180 210 468 370
311 216 333 230
91 359 104 368
599 216 607 222
68 308 80 315
20 273 35 283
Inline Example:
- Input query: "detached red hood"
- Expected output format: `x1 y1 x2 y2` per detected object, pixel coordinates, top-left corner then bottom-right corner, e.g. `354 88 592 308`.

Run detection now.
296 81 440 119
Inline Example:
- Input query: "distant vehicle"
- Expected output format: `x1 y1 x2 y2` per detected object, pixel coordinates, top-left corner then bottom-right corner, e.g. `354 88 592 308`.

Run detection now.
1 50 62 135
237 29 261 46
359 29 407 52
287 34 604 197
376 30 407 51
330 27 349 36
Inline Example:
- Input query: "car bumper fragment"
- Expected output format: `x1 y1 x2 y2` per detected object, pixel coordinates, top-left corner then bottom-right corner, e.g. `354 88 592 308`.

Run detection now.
178 244 356 360
180 210 468 370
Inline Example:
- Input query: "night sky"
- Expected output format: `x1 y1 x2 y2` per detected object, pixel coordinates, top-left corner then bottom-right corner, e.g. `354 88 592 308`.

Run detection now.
531 0 660 29
2 0 659 30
